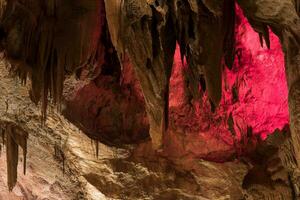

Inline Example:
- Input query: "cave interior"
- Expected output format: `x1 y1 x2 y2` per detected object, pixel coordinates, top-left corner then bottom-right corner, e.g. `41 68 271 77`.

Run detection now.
0 0 300 199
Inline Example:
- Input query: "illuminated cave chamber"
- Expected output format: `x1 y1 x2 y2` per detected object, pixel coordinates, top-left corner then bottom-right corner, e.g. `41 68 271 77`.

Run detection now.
1 0 300 199
65 6 289 162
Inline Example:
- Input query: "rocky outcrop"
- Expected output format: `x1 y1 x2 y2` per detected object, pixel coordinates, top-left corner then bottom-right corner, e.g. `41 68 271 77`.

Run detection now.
63 57 149 145
0 61 252 200
241 126 297 199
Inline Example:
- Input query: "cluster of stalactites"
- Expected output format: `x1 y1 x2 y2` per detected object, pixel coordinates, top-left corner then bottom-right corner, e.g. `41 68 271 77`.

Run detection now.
0 0 106 120
175 0 237 106
104 0 237 149
0 121 28 191
104 0 300 150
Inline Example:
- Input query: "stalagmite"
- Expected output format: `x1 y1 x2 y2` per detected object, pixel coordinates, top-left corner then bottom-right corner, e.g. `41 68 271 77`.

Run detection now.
13 126 28 175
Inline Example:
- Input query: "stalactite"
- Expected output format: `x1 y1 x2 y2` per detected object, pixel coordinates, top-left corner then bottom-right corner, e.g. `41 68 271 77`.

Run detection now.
89 139 100 158
13 126 28 175
247 20 271 50
0 121 29 191
0 128 3 156
6 125 18 191
171 0 237 108
227 113 236 137
62 152 65 174
223 0 236 69
95 140 99 158
105 0 176 150
1 127 4 145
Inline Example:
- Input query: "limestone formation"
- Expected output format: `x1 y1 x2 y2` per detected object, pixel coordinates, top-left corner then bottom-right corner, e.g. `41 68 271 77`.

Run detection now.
1 0 300 199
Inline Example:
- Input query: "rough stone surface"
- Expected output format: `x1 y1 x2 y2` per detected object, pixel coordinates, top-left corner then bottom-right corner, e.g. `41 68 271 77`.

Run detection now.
2 53 296 199
0 59 250 200
64 5 290 163
63 57 149 145
164 5 289 161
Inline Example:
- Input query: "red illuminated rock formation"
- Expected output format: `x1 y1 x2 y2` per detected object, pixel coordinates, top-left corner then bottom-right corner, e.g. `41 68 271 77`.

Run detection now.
166 5 289 159
68 5 289 162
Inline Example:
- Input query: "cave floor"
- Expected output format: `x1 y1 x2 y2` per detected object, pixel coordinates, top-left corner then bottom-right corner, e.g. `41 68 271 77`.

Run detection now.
0 60 280 200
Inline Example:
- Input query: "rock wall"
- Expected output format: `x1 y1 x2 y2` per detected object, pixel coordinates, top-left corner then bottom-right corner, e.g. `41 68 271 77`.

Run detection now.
63 56 149 145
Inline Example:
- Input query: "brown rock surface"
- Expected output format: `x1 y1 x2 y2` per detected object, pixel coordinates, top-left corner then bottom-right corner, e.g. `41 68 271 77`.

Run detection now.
0 54 251 200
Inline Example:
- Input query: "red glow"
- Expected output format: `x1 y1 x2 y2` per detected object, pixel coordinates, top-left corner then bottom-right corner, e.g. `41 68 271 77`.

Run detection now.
168 5 289 154
223 7 289 140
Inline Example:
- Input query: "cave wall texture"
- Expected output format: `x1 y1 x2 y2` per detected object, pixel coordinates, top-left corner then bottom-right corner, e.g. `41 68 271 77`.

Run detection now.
63 1 290 160
1 0 300 198
102 0 300 153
